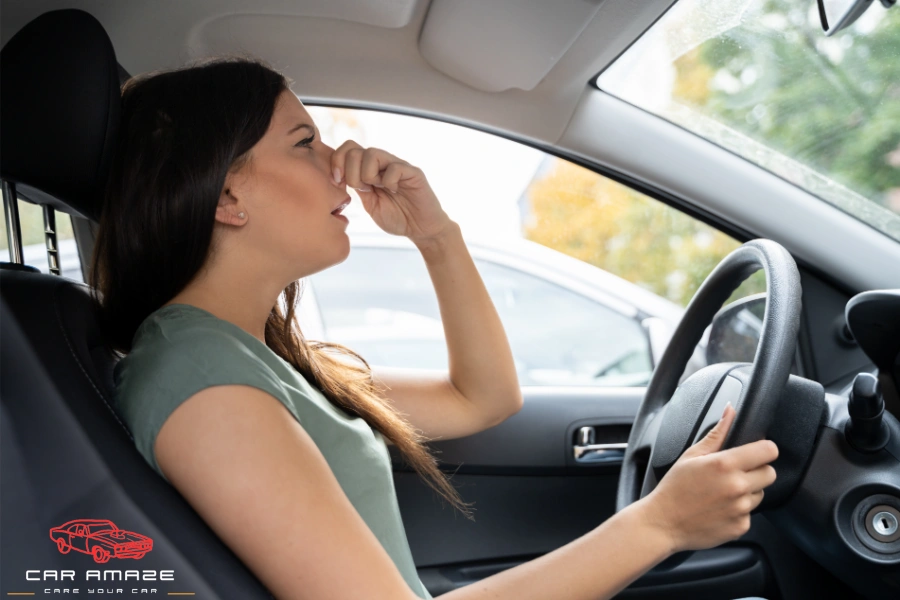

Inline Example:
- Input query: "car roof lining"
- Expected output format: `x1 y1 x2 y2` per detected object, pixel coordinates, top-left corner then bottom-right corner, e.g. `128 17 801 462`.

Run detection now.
0 0 676 144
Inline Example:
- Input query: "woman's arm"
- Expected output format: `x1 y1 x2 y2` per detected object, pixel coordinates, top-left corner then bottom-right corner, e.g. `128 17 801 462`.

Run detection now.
438 403 777 600
158 386 775 600
445 496 673 600
333 142 523 431
441 406 778 600
412 220 523 423
369 221 523 441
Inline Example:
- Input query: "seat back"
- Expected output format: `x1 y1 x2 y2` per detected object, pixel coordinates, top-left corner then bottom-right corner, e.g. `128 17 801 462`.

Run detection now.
0 9 275 598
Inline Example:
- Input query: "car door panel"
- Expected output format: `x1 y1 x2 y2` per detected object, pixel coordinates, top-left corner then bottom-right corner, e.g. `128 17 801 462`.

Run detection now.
398 389 642 471
393 388 850 599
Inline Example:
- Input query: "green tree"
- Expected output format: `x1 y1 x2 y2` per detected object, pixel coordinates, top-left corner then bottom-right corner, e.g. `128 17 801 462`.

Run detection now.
522 1 897 308
523 159 765 307
682 0 900 212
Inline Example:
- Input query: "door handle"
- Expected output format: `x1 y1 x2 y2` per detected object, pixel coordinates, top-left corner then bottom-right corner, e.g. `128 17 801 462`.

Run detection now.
573 426 627 464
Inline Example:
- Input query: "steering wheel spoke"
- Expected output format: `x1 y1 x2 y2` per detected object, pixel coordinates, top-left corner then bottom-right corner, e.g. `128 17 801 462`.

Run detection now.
630 406 665 499
634 405 664 453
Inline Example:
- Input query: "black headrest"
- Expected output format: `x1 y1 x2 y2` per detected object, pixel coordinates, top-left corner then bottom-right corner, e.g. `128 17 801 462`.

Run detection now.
0 9 120 223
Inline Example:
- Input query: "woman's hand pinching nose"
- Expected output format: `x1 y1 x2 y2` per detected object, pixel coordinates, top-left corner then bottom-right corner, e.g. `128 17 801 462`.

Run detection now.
331 139 454 243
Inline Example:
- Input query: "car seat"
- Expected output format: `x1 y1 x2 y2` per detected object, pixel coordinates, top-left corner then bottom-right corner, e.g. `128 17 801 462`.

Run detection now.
0 9 277 598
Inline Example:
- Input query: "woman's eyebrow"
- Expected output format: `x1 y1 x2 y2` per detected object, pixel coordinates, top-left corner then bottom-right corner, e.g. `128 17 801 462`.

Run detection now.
286 123 314 136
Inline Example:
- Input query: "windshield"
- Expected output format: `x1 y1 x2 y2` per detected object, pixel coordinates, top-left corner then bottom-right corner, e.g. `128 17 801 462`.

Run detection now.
598 0 900 242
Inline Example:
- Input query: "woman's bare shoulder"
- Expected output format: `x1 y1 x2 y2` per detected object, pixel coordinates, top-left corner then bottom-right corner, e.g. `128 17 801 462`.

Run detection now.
155 384 421 600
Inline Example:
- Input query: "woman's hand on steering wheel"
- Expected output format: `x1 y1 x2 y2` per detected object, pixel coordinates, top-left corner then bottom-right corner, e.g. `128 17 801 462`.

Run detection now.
633 403 780 554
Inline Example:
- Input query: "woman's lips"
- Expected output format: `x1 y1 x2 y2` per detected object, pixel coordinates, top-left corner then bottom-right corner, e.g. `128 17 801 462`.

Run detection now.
331 196 351 215
332 196 351 223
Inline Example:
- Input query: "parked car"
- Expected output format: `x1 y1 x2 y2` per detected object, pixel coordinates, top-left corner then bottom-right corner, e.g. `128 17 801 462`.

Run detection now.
299 232 707 387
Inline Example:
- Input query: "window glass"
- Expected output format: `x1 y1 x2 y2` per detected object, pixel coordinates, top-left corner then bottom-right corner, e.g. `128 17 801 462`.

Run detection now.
303 106 767 386
310 248 653 386
311 247 443 371
598 0 900 241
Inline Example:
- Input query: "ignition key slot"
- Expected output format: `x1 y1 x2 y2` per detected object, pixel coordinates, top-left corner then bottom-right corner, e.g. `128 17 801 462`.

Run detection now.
866 505 900 543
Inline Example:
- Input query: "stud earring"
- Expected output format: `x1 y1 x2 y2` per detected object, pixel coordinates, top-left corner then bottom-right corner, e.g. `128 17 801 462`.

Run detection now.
238 212 245 219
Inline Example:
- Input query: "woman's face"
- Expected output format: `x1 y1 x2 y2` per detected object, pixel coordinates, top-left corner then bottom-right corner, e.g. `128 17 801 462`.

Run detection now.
219 89 351 281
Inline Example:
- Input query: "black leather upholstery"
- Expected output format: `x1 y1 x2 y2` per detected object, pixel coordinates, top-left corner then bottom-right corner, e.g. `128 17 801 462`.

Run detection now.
0 9 120 222
0 9 275 598
0 292 275 597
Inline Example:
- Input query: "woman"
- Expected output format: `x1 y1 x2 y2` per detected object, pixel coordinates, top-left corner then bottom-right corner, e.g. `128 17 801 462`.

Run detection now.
93 57 779 600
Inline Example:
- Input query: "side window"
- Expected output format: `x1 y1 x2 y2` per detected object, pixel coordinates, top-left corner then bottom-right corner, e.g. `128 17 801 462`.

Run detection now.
309 247 652 387
474 261 651 386
304 106 764 386
0 191 82 282
310 248 444 370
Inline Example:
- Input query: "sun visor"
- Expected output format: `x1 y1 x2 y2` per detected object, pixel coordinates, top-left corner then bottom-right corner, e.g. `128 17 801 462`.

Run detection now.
419 0 604 92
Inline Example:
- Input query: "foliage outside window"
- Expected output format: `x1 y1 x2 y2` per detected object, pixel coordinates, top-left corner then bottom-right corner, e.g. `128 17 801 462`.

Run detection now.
521 158 765 307
599 0 900 241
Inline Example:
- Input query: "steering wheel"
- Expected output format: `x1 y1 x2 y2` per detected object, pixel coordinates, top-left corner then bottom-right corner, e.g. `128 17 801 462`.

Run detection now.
615 238 802 568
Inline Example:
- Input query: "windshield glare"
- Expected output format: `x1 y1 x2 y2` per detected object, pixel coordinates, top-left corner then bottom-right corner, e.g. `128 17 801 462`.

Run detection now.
598 0 900 242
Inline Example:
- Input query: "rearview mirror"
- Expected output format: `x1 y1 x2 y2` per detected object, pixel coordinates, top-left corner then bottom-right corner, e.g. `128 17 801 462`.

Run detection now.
817 0 894 36
706 293 766 365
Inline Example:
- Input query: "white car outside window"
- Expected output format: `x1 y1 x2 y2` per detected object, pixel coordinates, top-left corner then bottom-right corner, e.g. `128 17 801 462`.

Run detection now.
306 243 656 387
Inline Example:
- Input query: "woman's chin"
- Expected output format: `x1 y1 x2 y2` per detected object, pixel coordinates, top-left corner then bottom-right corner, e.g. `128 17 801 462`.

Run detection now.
334 232 351 260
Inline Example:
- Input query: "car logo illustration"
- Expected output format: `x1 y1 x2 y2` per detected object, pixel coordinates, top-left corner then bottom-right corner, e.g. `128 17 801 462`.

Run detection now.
49 519 154 564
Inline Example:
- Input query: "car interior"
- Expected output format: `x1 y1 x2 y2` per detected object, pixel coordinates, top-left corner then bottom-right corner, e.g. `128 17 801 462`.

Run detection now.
2 1 899 599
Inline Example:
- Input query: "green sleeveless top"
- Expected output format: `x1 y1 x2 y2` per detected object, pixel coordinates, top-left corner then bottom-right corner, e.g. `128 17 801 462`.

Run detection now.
112 303 433 600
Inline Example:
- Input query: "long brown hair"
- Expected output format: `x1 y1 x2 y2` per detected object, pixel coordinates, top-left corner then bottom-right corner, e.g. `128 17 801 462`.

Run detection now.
90 55 475 521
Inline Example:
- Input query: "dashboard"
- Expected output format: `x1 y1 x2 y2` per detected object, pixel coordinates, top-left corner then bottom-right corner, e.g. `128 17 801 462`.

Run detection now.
772 288 900 598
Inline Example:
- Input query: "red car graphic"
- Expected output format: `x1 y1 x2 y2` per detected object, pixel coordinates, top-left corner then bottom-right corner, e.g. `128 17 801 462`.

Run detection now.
49 519 153 564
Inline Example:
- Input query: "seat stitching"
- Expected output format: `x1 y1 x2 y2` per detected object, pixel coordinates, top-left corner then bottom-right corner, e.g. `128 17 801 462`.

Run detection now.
52 283 134 442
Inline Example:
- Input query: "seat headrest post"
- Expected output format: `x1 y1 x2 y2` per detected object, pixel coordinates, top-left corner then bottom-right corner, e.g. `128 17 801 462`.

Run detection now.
43 205 61 276
2 179 24 264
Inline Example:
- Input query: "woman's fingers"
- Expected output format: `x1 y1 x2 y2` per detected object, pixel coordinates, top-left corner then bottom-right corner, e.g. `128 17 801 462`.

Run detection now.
358 150 382 190
682 403 736 459
360 148 405 190
342 147 365 191
331 140 363 185
747 489 765 512
721 438 780 472
379 162 406 194
332 140 408 192
744 464 778 493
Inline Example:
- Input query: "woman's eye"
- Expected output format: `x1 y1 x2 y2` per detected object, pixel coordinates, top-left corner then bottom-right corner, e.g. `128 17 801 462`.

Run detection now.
295 135 315 148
